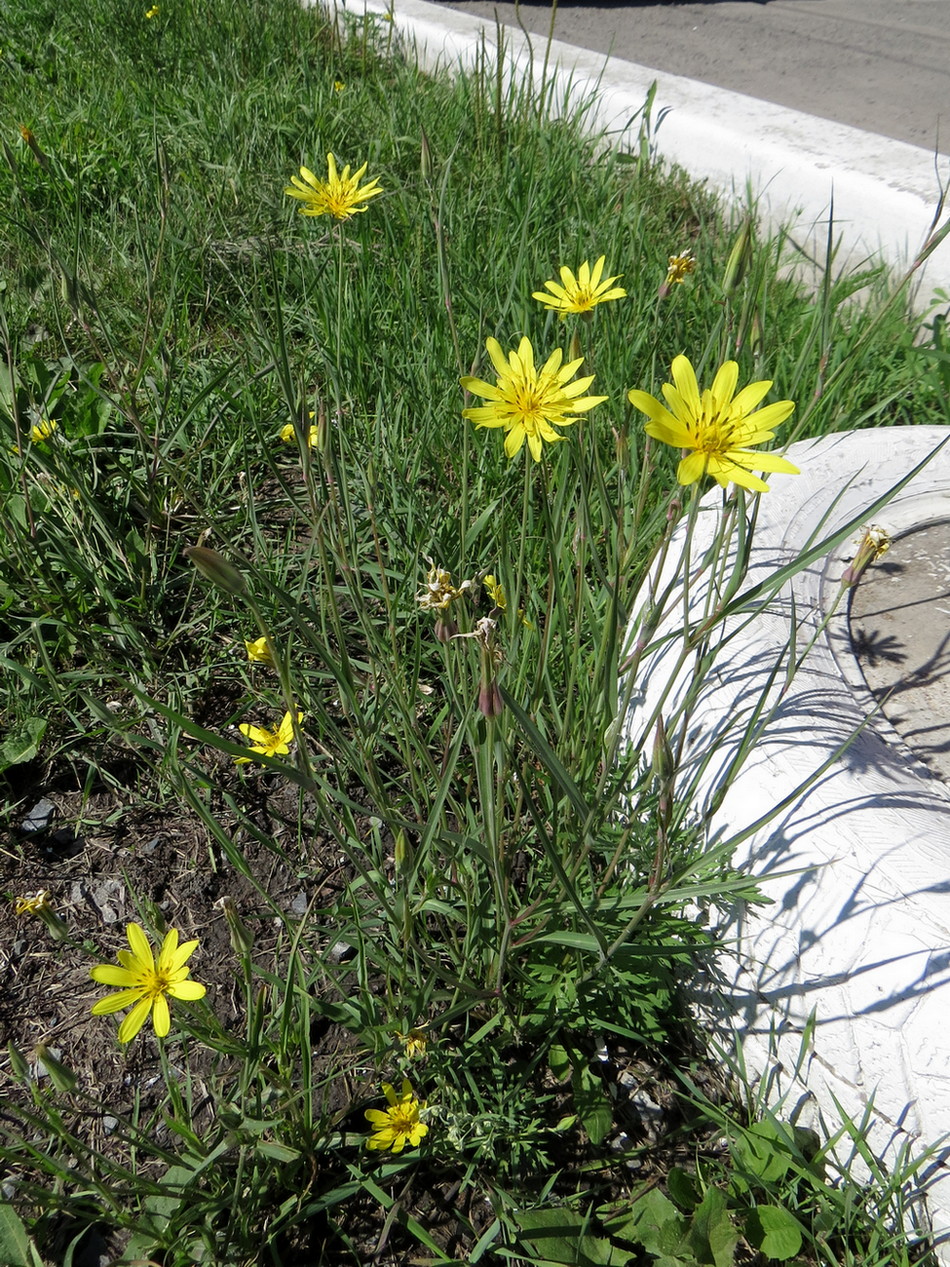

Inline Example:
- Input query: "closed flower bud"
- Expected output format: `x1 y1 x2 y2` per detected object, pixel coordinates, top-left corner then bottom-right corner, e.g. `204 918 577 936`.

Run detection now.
214 897 255 957
722 218 753 297
185 546 247 595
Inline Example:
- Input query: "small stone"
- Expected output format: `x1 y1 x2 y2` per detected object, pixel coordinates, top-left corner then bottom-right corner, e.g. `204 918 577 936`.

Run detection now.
102 1116 118 1135
290 891 308 917
140 836 160 855
327 940 357 964
21 798 55 834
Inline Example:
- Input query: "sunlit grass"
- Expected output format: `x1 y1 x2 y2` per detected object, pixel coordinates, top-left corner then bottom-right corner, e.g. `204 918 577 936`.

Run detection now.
1 0 948 1261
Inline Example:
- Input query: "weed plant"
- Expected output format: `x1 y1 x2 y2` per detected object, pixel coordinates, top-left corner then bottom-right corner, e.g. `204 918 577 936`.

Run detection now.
1 0 949 1263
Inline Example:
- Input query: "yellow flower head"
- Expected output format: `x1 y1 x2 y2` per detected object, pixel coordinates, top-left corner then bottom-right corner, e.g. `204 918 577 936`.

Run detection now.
279 420 319 448
461 336 607 463
145 4 159 16
416 561 470 613
90 923 206 1043
365 1079 428 1152
284 154 383 221
627 354 798 493
30 418 57 442
397 1025 429 1059
333 79 345 92
236 710 303 764
15 890 52 916
244 636 276 666
664 250 696 287
532 255 626 319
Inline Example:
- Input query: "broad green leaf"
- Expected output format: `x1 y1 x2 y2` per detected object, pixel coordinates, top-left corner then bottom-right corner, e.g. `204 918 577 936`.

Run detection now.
744 1206 803 1261
572 1061 613 1147
689 1188 736 1267
0 1203 39 1267
516 1207 632 1266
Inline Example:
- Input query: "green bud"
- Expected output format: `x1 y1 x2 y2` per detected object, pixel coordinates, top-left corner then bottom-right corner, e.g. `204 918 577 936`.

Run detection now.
214 897 255 957
394 830 413 877
34 1044 78 1094
8 1042 30 1082
185 546 247 595
722 217 754 297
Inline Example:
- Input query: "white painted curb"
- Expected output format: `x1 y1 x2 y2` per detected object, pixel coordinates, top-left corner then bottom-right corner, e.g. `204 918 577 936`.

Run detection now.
622 426 950 1250
330 0 950 301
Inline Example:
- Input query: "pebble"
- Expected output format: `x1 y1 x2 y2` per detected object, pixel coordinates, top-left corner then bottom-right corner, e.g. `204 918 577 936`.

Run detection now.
20 798 55 834
328 940 357 964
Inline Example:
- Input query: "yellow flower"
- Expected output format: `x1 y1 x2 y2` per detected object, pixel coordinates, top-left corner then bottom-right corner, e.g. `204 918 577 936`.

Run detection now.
30 418 57 442
244 636 275 666
397 1025 429 1059
15 890 52 916
145 4 159 16
365 1079 428 1152
333 79 345 92
483 574 532 628
236 710 303 764
461 336 607 462
90 923 206 1043
284 154 383 221
627 355 798 493
664 250 695 287
416 561 470 613
532 255 626 318
279 420 318 448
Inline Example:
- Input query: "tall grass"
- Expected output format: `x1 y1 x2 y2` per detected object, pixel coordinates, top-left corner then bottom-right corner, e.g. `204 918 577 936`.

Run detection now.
1 0 948 1262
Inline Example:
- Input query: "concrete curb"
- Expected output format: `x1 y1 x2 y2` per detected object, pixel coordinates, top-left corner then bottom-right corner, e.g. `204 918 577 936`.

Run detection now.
622 427 950 1252
332 0 950 303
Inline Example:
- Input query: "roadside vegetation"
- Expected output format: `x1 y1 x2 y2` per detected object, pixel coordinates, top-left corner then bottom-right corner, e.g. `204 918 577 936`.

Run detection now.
2 0 949 1263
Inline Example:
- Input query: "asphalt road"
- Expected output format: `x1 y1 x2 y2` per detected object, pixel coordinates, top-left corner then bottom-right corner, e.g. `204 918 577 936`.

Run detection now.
435 0 950 151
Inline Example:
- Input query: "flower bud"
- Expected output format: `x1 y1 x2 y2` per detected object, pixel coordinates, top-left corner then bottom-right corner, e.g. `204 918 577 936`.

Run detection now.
841 525 891 588
185 546 247 595
722 218 753 297
214 897 255 957
34 1044 78 1094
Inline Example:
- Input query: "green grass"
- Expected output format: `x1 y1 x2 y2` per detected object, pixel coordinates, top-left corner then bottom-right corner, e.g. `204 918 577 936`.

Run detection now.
1 0 948 1263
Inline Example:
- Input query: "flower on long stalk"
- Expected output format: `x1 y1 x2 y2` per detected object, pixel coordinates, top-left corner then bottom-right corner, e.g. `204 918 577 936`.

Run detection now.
532 255 626 318
284 154 383 221
235 710 303 764
279 420 319 448
244 636 276 666
30 419 58 442
90 923 206 1043
461 336 607 462
627 354 798 492
14 890 53 916
664 250 695 288
365 1079 428 1152
416 560 472 641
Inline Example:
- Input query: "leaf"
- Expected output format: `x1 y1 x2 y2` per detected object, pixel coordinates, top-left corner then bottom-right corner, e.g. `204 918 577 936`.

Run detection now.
571 1061 613 1147
744 1206 804 1261
0 1203 39 1267
516 1207 632 1266
732 1121 796 1185
603 1188 689 1260
0 717 47 770
549 1042 572 1083
667 1168 700 1212
689 1188 736 1267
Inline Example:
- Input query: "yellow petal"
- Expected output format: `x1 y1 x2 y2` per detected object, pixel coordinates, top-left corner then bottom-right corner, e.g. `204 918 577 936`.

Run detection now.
117 995 153 1043
126 923 155 971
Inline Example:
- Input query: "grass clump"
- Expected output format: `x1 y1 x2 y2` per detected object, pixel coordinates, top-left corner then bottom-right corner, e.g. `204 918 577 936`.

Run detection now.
1 0 948 1264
